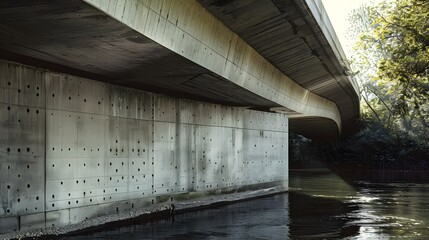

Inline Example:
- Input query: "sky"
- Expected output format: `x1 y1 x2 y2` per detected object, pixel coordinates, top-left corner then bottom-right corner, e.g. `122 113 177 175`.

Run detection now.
320 0 375 56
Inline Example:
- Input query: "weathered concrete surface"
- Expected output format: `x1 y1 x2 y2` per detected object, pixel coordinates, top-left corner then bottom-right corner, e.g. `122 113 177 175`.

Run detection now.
0 0 360 140
0 60 288 235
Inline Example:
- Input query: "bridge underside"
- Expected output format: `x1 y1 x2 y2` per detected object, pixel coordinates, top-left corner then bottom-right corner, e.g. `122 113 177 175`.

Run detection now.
0 0 358 236
0 0 354 140
199 0 359 137
0 0 279 108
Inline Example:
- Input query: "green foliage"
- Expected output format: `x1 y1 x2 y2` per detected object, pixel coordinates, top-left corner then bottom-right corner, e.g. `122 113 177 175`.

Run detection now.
349 0 429 145
321 119 429 169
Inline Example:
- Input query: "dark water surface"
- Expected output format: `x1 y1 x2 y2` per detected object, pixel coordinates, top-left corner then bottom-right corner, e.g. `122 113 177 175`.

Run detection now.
61 169 429 239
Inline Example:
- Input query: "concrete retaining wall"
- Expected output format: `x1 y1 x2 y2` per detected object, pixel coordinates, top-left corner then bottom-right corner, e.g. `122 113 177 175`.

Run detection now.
0 60 288 234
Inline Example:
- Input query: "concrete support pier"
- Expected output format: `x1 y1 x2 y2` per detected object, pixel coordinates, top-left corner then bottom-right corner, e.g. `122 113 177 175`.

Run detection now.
0 60 288 236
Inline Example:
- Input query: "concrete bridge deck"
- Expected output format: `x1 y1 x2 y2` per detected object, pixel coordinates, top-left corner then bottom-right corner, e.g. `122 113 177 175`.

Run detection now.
0 0 359 236
0 0 359 140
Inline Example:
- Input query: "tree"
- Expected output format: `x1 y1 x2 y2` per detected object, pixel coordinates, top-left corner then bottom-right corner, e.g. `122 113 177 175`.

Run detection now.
349 0 429 144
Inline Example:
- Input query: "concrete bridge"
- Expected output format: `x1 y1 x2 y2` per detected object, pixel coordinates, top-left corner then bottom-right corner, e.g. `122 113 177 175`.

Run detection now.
0 0 359 235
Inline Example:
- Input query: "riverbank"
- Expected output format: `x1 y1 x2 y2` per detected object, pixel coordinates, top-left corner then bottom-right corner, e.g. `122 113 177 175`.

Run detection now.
289 130 429 170
1 186 286 240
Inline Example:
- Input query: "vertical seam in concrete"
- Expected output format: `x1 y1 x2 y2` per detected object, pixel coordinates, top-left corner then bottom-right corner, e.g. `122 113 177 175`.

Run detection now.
43 71 47 228
126 89 130 201
192 122 196 192
175 99 180 192
151 93 155 198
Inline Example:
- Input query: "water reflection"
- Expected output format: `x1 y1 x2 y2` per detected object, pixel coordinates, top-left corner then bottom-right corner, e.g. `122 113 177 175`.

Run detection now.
343 182 429 239
291 169 429 239
61 169 429 239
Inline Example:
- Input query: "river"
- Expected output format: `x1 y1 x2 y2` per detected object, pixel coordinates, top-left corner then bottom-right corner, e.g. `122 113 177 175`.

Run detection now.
60 168 429 239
